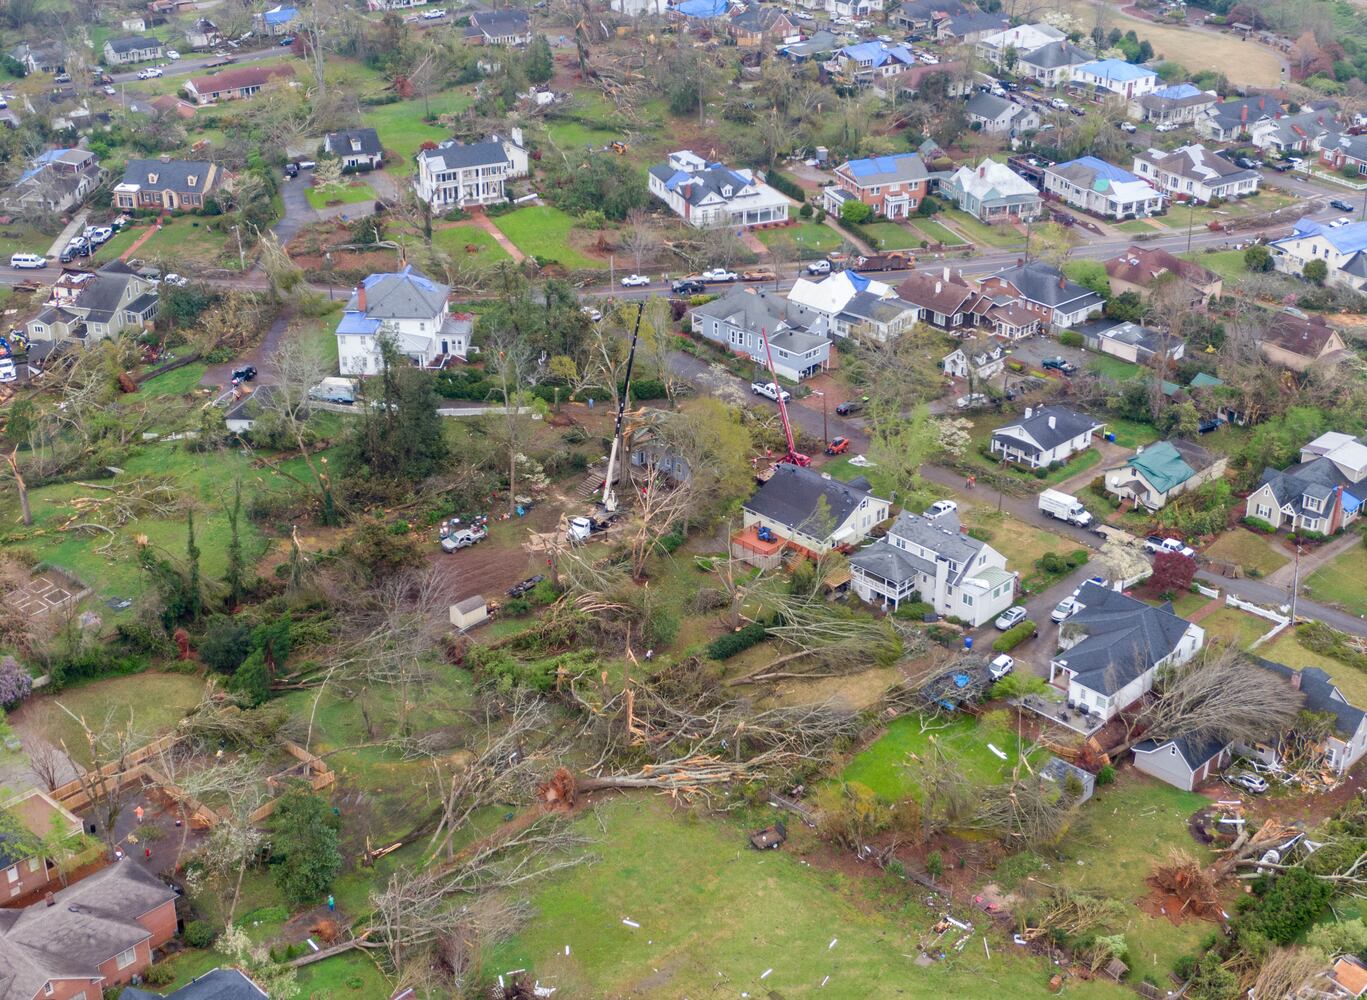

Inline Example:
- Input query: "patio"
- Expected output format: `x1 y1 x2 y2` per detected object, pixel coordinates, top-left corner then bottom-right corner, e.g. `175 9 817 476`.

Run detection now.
1016 687 1108 737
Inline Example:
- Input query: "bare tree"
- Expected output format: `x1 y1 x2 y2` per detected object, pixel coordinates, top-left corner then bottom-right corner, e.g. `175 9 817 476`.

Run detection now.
3 447 30 525
56 703 146 851
261 337 341 523
622 458 694 578
1252 947 1332 1000
619 209 658 273
483 325 547 518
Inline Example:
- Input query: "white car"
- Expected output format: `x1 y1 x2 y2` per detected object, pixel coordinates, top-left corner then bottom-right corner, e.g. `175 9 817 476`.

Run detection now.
988 654 1015 682
1330 217 1352 228
792 9 813 19
1050 596 1080 623
580 305 602 322
955 393 988 409
102 85 116 96
422 7 446 16
137 67 163 79
750 381 791 402
700 268 738 283
806 259 832 275
1050 98 1069 110
1118 121 1137 133
163 273 189 287
1227 772 1269 794
0 359 16 384
619 273 650 287
994 606 1027 631
923 499 958 518
1154 122 1178 132
166 49 181 59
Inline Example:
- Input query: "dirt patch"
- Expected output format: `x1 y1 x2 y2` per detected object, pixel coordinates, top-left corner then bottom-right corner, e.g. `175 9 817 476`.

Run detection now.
1137 886 1196 925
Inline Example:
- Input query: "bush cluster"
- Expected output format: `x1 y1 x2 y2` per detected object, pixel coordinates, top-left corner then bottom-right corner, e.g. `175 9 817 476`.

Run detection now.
992 619 1038 653
706 621 768 660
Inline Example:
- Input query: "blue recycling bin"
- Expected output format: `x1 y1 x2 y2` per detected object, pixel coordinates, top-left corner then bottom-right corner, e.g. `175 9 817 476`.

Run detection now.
1106 432 1116 443
964 636 974 650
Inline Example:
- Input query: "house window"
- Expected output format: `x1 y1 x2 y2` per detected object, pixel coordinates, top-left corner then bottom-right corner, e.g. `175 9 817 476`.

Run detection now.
963 594 973 607
116 947 138 970
44 985 54 998
1256 504 1272 519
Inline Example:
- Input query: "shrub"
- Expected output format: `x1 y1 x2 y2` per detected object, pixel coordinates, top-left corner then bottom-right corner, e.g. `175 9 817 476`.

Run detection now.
926 624 961 646
1058 330 1083 348
1038 551 1069 574
0 657 32 710
799 202 813 218
48 652 148 690
142 963 176 986
706 621 768 660
198 615 254 674
967 526 994 542
840 200 873 224
1068 549 1089 568
184 919 217 949
993 619 1038 652
1242 516 1276 534
894 601 935 620
765 169 806 202
1240 868 1333 945
229 650 271 707
925 850 944 878
114 620 176 658
1096 764 1116 785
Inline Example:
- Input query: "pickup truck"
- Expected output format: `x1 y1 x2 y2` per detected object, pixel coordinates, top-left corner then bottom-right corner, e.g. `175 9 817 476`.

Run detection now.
751 381 791 402
671 279 705 295
1042 357 1077 375
1144 536 1195 558
699 268 738 283
440 524 488 552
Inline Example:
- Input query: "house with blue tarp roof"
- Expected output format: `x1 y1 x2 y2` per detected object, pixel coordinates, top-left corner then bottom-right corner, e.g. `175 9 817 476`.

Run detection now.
1042 156 1164 219
1 148 102 215
1071 58 1158 99
335 266 472 375
1129 82 1216 126
669 0 731 17
253 4 299 35
647 149 790 229
835 41 917 85
1270 216 1367 292
826 151 927 219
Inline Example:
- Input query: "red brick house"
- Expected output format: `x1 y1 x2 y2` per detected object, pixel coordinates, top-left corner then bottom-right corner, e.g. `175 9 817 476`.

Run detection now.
0 860 178 1000
824 152 928 220
0 790 83 905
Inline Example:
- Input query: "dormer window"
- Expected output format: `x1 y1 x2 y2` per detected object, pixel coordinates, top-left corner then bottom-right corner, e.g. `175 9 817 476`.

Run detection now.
187 175 198 187
147 172 158 184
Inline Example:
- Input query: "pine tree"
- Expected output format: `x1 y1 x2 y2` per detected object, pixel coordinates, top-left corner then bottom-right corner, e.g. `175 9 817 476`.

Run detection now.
224 479 245 608
185 508 203 621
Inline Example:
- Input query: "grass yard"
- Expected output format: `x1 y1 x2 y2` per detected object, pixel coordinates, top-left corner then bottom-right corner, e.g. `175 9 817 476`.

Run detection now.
820 454 895 499
756 221 844 258
132 220 236 269
1114 219 1164 234
0 222 58 259
856 220 918 251
1203 528 1289 577
426 222 514 268
843 712 1042 801
542 119 622 151
304 182 377 210
907 217 962 246
362 90 475 160
958 505 1079 582
1258 629 1367 707
1052 774 1215 984
940 208 1025 249
485 796 1126 998
1200 607 1275 650
963 419 1103 487
1186 249 1249 282
90 226 144 264
1088 354 1144 382
1305 542 1367 617
492 205 599 270
1103 416 1161 450
140 362 208 396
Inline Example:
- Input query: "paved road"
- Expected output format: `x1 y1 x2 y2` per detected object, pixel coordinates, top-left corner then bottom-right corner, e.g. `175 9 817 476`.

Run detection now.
105 44 290 86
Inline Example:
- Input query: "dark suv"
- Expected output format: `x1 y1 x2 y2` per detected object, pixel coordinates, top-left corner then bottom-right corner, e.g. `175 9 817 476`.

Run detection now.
671 279 706 295
835 396 868 416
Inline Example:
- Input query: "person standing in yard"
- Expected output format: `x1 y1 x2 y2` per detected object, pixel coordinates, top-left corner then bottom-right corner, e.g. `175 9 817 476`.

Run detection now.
134 805 144 823
327 894 335 912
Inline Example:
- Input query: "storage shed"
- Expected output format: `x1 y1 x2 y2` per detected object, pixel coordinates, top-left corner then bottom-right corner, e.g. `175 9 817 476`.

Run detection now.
450 596 488 630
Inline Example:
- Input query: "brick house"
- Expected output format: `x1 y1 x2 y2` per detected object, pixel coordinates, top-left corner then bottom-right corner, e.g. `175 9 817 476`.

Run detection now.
182 64 296 105
0 790 82 904
978 261 1105 329
824 152 927 220
1103 245 1223 303
113 158 224 212
0 860 179 1000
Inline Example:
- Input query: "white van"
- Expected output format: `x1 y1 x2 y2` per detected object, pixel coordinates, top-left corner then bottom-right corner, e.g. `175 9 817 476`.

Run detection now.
9 253 46 269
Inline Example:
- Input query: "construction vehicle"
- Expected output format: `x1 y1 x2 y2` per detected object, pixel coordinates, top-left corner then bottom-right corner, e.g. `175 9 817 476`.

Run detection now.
848 251 914 273
759 326 811 473
609 141 629 154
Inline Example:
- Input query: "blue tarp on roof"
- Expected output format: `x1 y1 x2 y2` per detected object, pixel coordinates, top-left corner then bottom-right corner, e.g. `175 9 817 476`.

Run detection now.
18 148 76 183
1153 83 1201 99
839 41 914 66
671 0 729 17
262 5 298 24
845 271 871 292
847 153 921 178
1288 216 1367 255
1077 58 1156 82
1345 491 1363 513
336 312 381 335
364 263 443 294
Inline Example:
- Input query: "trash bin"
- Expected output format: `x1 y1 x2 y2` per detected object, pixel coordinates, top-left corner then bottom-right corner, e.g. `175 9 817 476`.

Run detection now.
1106 432 1116 443
964 636 974 650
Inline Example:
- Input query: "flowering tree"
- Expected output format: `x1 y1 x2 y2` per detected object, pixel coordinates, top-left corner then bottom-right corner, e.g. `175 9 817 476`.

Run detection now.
0 656 32 710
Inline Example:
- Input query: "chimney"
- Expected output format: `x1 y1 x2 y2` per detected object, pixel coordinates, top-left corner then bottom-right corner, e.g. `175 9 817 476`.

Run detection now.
1048 415 1056 429
159 153 171 163
1058 275 1066 289
1290 670 1303 691
979 164 986 178
943 265 950 281
1258 96 1265 111
44 893 55 907
1242 104 1249 124
1016 257 1024 266
357 283 367 312
935 281 942 294
1024 406 1033 418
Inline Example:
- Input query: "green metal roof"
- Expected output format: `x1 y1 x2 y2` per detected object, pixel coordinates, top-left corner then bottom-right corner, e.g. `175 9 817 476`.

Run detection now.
1128 441 1196 494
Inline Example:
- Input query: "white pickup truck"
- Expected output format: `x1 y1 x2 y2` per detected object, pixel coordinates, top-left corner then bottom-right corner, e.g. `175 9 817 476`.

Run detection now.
750 381 791 402
1144 535 1195 558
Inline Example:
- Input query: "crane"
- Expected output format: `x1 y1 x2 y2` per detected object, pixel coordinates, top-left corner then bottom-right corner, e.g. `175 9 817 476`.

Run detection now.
601 301 644 513
760 326 810 469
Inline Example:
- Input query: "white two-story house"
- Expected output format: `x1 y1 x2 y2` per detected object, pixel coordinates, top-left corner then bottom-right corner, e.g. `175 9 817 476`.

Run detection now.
942 335 1004 382
688 287 831 382
1244 429 1367 535
335 266 473 375
990 405 1104 469
850 507 1017 627
648 150 789 229
1132 144 1260 205
412 131 528 211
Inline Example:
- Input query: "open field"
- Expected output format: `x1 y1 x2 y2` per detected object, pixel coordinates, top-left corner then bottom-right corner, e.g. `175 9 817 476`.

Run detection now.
1305 542 1367 617
1203 528 1290 577
492 205 599 269
757 222 845 258
362 90 475 160
485 797 1126 998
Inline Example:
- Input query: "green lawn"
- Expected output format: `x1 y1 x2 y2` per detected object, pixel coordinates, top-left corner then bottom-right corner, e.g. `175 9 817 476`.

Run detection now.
485 797 1126 998
492 205 599 270
158 944 390 998
1203 528 1290 577
1185 249 1249 282
1113 219 1163 234
362 90 475 160
430 223 513 266
959 505 1080 584
858 221 918 250
843 712 1042 801
140 362 208 396
130 220 237 269
0 222 58 259
906 217 962 246
1103 416 1160 450
30 673 207 766
1200 606 1274 649
1088 354 1144 382
1258 629 1367 707
1305 542 1367 617
756 221 844 258
940 208 1025 248
304 182 377 210
543 119 622 151
90 226 144 264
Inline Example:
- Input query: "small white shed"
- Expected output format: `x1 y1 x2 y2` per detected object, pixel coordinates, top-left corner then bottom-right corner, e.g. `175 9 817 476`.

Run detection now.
450 596 488 630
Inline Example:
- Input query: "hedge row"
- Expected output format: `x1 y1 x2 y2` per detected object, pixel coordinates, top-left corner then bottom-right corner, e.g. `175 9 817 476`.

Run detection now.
992 619 1038 653
434 370 667 404
765 169 806 203
706 621 768 660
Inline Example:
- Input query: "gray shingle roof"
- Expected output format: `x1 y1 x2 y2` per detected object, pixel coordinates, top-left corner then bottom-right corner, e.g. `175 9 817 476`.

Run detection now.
119 158 215 193
1256 453 1358 512
1133 732 1229 770
325 127 382 158
1251 658 1365 741
345 265 448 320
989 261 1102 310
123 968 268 1000
1055 582 1192 695
965 92 1015 121
850 509 987 586
992 404 1102 454
106 35 160 54
417 139 509 171
743 464 875 536
1021 40 1091 69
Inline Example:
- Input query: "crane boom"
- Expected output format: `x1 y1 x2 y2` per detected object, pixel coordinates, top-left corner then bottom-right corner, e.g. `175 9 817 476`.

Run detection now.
759 326 810 468
601 301 644 513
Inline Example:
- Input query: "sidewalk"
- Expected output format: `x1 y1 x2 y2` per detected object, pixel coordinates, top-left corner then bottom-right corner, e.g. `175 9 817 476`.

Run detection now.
120 214 166 261
45 211 88 259
1263 529 1360 589
467 210 525 262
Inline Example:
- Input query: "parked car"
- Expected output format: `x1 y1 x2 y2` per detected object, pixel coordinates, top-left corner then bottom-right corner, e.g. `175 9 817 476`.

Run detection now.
994 606 1028 631
825 436 849 455
1050 595 1080 623
1155 122 1179 133
137 67 163 79
10 253 47 270
284 162 300 178
103 85 116 96
1331 217 1353 228
166 48 181 59
923 499 958 518
580 305 602 322
806 259 832 275
54 72 70 84
742 268 776 282
1330 198 1356 213
619 273 650 287
1050 98 1069 110
163 273 189 287
0 358 16 383
750 381 791 402
1144 535 1195 558
1068 106 1085 117
59 245 80 263
988 654 1015 682
1226 772 1269 794
671 278 705 295
1042 357 1077 375
86 226 113 244
1117 121 1137 133
955 392 988 409
699 268 738 283
231 365 257 384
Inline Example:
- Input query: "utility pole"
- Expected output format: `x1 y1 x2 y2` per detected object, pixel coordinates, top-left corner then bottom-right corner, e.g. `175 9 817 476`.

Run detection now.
1289 543 1302 621
1185 199 1195 254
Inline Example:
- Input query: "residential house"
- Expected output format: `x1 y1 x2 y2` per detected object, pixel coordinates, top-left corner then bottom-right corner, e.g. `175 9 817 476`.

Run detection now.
1257 308 1352 371
740 463 891 558
335 266 470 375
1269 218 1367 293
124 968 269 1000
1133 144 1260 204
324 127 383 170
1041 157 1164 220
149 94 197 120
727 5 799 47
937 10 1008 43
1103 245 1223 303
787 269 895 325
121 15 148 31
688 287 831 381
102 35 163 65
670 0 733 19
0 149 102 216
1195 94 1282 143
835 41 918 86
876 61 970 101
1103 438 1226 510
0 859 178 1000
831 290 921 343
0 789 82 903
648 150 789 229
941 159 1042 224
253 3 299 35
1050 581 1205 723
1128 83 1216 126
1016 40 1092 88
976 22 1064 69
942 334 1004 382
465 10 533 45
826 0 885 19
113 157 223 211
413 136 522 210
222 385 282 435
1070 59 1159 100
1331 957 1367 1000
779 30 840 63
366 0 430 9
185 18 222 49
1250 108 1336 154
990 404 1104 468
1132 734 1232 791
1243 428 1366 534
824 152 927 219
978 260 1105 328
895 267 979 329
849 507 1016 626
1318 132 1367 176
9 41 67 75
964 92 1039 135
1245 659 1367 777
1076 318 1185 365
892 0 968 34
25 261 159 344
183 64 296 105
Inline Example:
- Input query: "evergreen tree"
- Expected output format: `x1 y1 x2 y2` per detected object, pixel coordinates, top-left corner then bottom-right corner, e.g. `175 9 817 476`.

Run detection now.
230 650 271 707
524 34 553 84
186 508 203 621
270 786 342 906
224 479 246 607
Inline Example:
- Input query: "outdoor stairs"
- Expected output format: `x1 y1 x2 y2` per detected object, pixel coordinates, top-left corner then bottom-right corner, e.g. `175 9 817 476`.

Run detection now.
575 461 608 501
